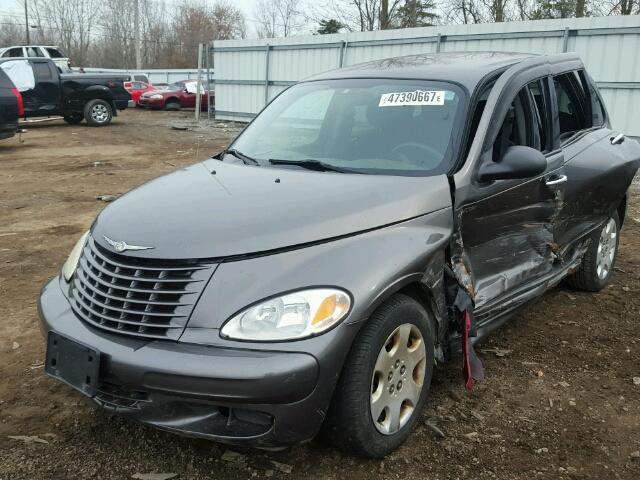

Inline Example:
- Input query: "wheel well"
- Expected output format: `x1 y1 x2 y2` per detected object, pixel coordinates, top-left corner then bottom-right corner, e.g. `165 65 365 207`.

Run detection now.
396 282 440 331
166 97 179 105
617 194 627 227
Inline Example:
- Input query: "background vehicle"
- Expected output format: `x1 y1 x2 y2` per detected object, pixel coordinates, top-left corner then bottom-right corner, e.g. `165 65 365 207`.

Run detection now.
0 58 130 126
124 80 157 106
0 45 71 72
0 68 22 140
121 73 150 84
138 79 211 110
38 52 639 458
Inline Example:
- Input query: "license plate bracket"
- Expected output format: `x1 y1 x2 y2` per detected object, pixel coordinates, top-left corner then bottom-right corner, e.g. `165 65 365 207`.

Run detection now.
45 332 100 397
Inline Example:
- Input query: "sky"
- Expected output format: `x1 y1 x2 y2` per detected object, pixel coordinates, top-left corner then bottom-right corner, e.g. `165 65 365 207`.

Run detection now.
0 0 315 38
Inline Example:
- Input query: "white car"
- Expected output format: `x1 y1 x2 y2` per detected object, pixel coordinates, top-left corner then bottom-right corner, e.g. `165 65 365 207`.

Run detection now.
0 45 70 72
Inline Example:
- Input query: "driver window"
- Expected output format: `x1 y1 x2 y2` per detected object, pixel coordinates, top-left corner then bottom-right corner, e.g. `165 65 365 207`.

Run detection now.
493 83 544 161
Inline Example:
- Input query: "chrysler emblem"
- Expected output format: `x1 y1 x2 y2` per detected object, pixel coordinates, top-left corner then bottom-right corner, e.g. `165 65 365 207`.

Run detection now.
103 235 154 253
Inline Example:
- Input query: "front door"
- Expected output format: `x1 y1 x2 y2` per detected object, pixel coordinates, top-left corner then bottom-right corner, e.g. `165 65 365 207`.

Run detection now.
454 76 567 316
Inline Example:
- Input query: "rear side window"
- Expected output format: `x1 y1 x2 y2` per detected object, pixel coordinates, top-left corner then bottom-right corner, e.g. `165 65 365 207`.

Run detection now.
27 47 44 57
553 72 589 140
45 48 64 58
132 82 144 89
33 62 52 80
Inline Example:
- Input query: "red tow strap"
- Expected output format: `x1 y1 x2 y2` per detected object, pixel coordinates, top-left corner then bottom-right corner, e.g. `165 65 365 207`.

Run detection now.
462 309 484 391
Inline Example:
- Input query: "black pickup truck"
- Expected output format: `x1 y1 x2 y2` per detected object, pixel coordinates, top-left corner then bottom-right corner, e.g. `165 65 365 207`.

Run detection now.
0 58 130 126
0 67 21 140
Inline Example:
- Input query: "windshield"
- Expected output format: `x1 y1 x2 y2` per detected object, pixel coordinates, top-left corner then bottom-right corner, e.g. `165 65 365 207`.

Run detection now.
168 82 184 90
230 79 466 176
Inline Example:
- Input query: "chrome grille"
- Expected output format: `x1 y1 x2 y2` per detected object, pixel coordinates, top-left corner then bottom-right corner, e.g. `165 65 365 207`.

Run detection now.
70 237 214 339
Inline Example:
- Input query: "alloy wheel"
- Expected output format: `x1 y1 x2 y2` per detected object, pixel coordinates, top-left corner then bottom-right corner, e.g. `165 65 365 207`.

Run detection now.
91 104 109 123
596 217 617 280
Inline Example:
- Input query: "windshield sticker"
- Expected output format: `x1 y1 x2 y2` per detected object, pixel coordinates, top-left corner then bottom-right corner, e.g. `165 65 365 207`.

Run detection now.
379 90 446 107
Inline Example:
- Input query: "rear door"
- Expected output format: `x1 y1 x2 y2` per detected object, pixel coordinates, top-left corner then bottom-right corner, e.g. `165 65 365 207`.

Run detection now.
24 59 60 114
551 68 639 244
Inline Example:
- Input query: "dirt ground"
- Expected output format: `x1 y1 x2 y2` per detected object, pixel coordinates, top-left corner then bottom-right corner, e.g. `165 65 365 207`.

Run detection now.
1 109 639 480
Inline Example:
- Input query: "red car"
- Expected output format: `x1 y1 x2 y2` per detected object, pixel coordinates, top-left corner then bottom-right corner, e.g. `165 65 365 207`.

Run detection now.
138 80 211 111
124 81 157 106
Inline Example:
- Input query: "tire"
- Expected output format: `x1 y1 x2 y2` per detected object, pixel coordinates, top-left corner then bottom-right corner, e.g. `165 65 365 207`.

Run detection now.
165 101 180 111
63 113 83 124
567 211 620 292
323 294 436 458
84 99 113 126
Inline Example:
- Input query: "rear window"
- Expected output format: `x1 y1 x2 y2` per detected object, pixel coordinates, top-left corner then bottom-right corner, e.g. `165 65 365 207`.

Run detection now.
0 69 15 88
46 48 64 58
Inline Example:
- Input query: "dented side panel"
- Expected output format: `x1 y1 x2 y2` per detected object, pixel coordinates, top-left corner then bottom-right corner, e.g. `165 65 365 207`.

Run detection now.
453 165 567 308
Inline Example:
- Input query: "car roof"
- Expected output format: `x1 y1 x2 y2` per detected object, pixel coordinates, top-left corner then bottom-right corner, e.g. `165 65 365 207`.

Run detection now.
304 51 580 90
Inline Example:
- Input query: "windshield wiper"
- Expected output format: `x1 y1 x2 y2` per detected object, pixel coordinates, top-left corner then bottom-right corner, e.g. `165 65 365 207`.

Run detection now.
223 148 260 166
268 158 357 173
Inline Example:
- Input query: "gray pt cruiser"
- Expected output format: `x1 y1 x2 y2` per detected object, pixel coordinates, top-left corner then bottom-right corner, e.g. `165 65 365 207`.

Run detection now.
38 52 640 457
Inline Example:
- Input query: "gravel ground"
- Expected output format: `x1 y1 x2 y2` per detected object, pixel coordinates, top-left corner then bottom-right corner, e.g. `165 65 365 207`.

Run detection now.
1 109 639 480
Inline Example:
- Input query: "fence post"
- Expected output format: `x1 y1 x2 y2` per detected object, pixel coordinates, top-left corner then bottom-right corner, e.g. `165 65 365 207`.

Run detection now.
195 43 203 122
338 40 346 67
206 44 212 121
436 33 442 53
562 27 570 52
264 44 271 106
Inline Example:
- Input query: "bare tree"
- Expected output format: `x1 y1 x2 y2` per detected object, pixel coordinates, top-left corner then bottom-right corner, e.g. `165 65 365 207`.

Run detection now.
254 0 305 38
30 0 101 65
442 0 485 24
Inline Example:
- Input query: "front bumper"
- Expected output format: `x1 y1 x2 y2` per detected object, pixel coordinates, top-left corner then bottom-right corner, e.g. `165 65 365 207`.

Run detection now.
38 277 357 447
138 97 164 109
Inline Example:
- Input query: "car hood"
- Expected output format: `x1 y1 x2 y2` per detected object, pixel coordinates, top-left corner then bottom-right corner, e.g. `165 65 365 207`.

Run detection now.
91 159 452 259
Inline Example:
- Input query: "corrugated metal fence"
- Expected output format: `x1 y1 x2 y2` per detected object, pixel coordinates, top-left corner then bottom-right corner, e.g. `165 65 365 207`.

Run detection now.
212 15 640 136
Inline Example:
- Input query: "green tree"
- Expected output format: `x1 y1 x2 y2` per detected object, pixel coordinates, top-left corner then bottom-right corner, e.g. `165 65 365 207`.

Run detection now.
317 18 347 34
396 0 439 28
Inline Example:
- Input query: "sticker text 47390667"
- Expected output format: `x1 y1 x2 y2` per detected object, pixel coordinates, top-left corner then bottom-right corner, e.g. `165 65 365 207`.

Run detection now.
379 90 445 107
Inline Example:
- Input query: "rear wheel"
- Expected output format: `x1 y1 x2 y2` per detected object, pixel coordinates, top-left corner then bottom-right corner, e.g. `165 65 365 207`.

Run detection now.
84 99 113 126
567 212 620 292
63 113 83 124
165 101 180 111
323 294 435 458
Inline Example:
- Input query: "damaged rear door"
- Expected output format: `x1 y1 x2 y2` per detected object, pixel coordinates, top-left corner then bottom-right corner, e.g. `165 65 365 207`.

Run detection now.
452 61 568 321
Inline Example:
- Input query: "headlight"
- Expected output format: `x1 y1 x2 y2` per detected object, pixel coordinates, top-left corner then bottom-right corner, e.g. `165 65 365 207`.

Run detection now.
220 288 351 341
62 231 89 282
150 94 163 99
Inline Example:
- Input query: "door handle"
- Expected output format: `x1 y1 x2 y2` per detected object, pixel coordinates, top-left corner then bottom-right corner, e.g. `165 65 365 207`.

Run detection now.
610 133 625 145
545 174 567 186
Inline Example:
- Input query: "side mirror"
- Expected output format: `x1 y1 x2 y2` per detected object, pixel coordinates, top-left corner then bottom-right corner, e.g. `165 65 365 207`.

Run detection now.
477 146 546 182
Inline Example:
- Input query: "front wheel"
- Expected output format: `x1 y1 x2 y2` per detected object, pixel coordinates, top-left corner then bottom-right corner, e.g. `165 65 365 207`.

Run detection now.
323 294 435 458
567 212 620 292
84 99 113 126
165 101 180 111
